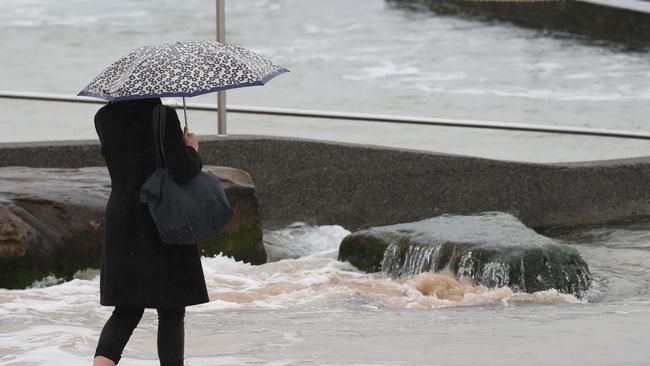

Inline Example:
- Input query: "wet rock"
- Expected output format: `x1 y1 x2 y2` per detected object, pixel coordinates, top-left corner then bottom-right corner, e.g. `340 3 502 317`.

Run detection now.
0 166 266 289
196 167 266 265
386 0 650 48
338 212 591 296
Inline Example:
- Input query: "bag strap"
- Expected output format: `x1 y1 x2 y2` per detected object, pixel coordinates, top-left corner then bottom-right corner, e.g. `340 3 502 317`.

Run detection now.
152 105 167 168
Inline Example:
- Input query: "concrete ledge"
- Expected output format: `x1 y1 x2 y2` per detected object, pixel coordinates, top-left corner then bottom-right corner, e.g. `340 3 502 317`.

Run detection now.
387 0 650 48
1 134 649 231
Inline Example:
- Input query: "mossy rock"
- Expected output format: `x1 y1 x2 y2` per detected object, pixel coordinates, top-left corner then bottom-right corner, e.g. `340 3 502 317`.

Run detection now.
198 166 266 264
338 212 592 296
0 166 266 289
338 233 389 273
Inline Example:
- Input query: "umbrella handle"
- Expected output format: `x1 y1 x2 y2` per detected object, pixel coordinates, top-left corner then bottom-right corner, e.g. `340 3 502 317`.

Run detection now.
182 97 188 130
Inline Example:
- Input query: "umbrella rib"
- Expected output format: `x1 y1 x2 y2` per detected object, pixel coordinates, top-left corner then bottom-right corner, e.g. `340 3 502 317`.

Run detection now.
106 47 157 97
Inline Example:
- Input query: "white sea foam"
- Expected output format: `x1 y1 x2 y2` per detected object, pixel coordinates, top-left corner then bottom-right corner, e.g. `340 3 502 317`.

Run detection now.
263 221 349 261
395 72 467 83
0 223 626 366
344 61 421 81
0 224 582 321
190 222 583 311
565 72 596 80
414 84 650 101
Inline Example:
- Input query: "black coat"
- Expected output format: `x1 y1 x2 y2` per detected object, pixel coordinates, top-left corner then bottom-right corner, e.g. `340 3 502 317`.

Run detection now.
94 98 209 309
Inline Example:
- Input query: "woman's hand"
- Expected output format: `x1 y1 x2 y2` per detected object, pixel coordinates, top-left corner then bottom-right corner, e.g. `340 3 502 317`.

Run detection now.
183 127 199 152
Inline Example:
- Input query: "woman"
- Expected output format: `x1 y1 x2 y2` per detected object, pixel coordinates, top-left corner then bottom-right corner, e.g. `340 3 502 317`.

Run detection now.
92 98 209 366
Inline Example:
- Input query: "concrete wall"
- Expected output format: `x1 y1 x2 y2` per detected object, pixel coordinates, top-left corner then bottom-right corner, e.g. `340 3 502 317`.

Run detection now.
387 0 650 48
1 134 650 231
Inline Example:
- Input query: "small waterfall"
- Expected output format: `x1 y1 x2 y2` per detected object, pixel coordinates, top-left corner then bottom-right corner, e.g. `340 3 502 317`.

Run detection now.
380 238 442 277
380 239 445 278
479 261 512 290
379 240 590 296
380 241 523 290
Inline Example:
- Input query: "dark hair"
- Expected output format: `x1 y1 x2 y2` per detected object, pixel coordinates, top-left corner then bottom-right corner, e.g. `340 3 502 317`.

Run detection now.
95 97 164 146
109 97 162 113
107 98 162 126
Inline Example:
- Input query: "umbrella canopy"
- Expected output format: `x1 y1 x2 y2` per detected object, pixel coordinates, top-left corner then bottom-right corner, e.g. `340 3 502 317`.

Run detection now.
78 40 287 101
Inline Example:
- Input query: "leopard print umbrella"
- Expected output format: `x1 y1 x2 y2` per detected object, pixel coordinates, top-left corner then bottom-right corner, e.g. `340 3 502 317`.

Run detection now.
78 40 287 101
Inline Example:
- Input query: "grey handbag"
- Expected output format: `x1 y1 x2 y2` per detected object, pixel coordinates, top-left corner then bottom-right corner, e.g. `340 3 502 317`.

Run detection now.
139 105 234 245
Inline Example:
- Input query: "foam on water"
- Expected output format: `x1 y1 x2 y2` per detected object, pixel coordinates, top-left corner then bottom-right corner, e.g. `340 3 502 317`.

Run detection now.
0 224 581 319
199 254 577 311
1 222 632 365
344 61 421 81
0 256 580 323
262 221 348 261
414 84 650 102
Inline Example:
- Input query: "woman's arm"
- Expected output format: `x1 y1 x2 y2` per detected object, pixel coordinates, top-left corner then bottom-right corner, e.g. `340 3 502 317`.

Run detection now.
161 106 203 184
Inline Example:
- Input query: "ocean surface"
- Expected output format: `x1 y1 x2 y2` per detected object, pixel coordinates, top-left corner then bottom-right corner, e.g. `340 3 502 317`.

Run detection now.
1 1 650 365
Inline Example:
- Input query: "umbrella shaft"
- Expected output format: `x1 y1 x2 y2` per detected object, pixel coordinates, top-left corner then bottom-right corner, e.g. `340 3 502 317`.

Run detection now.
218 92 226 135
183 97 188 129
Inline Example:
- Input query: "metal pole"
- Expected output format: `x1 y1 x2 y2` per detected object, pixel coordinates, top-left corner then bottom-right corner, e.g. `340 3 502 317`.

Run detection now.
216 0 226 136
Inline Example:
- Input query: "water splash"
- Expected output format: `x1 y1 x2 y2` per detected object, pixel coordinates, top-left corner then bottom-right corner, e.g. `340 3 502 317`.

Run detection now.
262 221 349 261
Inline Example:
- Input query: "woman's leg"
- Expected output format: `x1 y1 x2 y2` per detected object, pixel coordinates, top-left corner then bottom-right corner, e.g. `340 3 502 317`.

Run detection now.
156 306 185 366
94 306 145 365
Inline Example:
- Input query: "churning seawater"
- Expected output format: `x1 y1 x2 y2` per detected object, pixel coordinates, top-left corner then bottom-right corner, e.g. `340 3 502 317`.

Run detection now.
2 221 650 365
2 0 650 365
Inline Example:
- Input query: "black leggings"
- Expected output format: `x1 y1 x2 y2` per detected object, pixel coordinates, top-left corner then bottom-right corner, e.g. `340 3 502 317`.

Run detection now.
94 306 185 365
